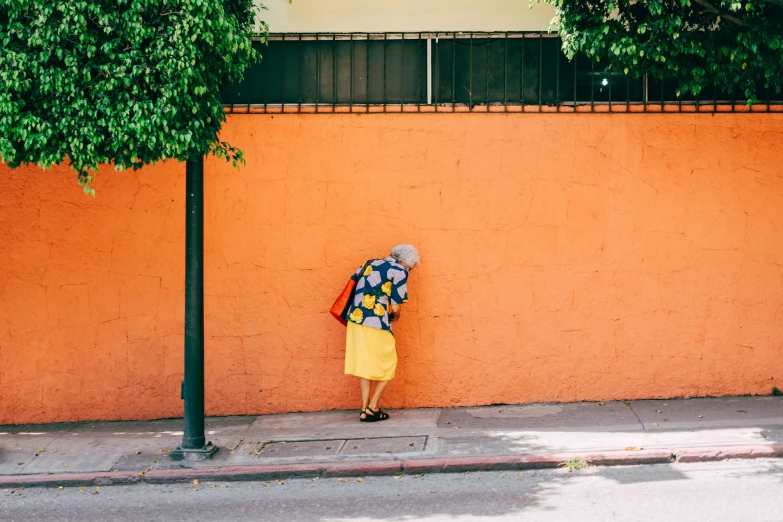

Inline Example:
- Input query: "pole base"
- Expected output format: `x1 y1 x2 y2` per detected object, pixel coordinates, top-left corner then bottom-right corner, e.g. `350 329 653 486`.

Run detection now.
170 442 219 462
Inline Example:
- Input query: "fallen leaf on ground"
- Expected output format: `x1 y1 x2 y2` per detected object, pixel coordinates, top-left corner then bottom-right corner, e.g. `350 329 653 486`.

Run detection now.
49 450 57 453
356 478 363 483
220 485 228 488
157 449 163 453
663 418 668 422
62 464 68 468
312 478 318 482
445 421 450 425
625 446 643 451
248 450 254 454
107 498 112 500
518 472 524 476
655 410 662 413
36 448 45 453
698 415 704 418
136 451 141 455
192 480 200 485
484 425 488 429
229 450 236 455
139 472 145 477
57 486 63 490
625 401 632 405
413 474 424 478
210 485 216 489
78 487 86 493
393 475 403 479
152 459 158 463
652 423 659 427
599 402 605 406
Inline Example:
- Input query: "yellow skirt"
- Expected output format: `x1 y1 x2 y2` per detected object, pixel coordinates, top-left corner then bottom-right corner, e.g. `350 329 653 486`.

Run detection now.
345 322 397 381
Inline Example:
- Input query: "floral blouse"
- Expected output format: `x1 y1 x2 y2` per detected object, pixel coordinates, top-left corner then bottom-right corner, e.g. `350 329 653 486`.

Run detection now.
346 257 409 334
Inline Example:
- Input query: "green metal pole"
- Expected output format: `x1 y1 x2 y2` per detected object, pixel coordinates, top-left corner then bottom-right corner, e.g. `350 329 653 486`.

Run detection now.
175 156 216 459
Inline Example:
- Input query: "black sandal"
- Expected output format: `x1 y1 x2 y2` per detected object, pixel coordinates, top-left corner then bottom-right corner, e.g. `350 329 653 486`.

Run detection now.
360 407 390 423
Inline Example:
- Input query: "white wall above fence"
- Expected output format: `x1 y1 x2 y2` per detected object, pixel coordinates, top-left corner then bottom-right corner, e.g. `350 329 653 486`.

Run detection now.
257 0 556 33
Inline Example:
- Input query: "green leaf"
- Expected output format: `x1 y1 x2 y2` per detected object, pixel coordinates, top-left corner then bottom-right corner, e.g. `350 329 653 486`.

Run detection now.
0 0 261 193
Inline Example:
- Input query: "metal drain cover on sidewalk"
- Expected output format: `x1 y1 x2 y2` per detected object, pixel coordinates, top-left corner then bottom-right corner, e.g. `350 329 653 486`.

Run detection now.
257 436 428 458
260 440 344 458
341 436 427 455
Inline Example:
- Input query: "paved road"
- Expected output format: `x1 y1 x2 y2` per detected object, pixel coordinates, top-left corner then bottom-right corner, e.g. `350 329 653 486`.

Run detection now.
2 460 782 521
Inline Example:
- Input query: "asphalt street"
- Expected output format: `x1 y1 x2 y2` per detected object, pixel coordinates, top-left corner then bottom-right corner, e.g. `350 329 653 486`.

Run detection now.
2 459 782 522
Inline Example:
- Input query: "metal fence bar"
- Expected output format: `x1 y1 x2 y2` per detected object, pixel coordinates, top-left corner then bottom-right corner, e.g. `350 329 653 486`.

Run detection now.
452 31 456 111
555 44 560 112
469 32 474 110
281 34 286 111
485 33 491 107
383 33 388 113
503 33 508 112
225 31 783 114
416 33 421 111
349 35 354 112
590 60 595 112
434 34 439 111
520 36 525 109
332 34 337 111
401 33 406 110
573 54 577 107
263 39 268 111
297 34 302 112
537 34 543 108
316 33 320 113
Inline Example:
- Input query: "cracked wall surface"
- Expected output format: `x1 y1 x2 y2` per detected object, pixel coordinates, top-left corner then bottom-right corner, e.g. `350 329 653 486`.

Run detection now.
1 114 782 424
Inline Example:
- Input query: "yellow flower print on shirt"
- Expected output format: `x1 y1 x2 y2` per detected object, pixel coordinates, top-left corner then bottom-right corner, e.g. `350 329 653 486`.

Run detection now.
363 265 373 277
363 294 376 309
373 303 386 316
381 281 392 297
349 308 364 324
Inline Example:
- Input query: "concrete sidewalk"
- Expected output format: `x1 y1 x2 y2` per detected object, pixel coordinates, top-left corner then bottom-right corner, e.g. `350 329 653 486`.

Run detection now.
1 396 781 487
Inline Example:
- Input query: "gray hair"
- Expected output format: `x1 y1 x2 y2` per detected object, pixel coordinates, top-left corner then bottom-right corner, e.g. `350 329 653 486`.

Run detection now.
390 244 420 268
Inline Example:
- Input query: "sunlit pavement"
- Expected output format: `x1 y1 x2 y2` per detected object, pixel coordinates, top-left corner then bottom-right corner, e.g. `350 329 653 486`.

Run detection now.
2 459 782 522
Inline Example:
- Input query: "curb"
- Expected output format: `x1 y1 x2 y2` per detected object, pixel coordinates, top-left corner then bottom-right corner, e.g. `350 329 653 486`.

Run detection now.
1 445 781 489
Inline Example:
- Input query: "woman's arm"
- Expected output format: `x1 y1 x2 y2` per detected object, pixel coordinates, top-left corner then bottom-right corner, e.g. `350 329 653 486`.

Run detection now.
390 304 401 322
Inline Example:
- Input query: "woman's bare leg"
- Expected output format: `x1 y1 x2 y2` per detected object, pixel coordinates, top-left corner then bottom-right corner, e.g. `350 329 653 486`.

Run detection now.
360 378 371 419
368 379 391 411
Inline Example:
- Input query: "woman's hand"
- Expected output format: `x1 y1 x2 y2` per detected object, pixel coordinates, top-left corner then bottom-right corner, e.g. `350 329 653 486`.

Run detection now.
390 304 401 322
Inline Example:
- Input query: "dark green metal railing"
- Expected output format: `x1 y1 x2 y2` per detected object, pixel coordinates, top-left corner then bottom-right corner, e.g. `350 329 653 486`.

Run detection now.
222 32 783 114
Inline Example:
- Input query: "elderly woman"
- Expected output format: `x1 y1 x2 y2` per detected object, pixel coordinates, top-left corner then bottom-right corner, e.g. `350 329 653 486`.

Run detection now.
344 244 419 422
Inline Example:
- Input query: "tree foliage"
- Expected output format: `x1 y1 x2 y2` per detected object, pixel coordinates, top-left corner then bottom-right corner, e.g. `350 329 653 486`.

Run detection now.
540 0 783 103
0 1 263 194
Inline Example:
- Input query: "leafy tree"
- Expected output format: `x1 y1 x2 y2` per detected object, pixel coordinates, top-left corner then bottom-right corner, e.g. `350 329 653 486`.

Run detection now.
540 0 783 103
0 0 264 194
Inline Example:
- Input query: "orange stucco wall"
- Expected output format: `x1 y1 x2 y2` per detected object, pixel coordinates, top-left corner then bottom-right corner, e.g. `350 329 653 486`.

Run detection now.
1 113 782 424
